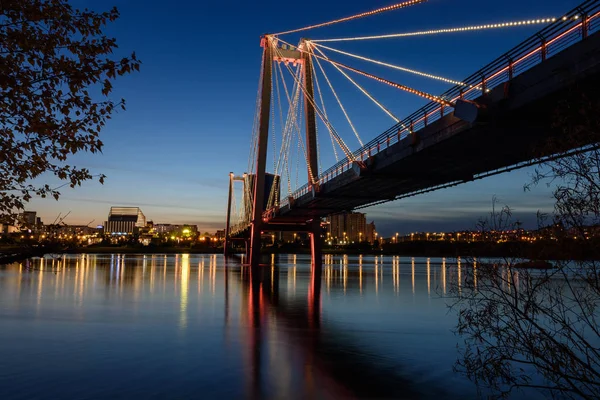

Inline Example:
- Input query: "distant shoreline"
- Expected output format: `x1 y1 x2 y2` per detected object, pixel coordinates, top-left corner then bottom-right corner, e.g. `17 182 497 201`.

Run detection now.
2 240 599 263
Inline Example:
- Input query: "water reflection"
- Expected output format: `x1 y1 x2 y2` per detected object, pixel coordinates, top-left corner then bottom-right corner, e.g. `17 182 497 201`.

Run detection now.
0 254 487 400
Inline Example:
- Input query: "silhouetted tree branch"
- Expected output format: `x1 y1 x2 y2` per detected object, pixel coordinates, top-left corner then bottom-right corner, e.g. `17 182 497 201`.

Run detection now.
450 84 600 399
0 0 140 222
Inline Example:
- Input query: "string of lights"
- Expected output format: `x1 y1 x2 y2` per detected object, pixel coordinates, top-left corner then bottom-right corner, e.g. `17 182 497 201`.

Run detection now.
311 49 454 107
313 42 481 90
276 36 451 109
312 46 403 125
311 61 340 162
312 17 557 42
274 45 355 162
273 0 427 36
273 62 295 176
310 46 364 147
273 46 341 180
274 62 304 187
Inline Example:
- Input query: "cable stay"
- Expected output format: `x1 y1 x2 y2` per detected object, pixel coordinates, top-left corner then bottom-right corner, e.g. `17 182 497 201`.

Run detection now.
274 45 356 162
272 0 427 36
319 56 454 107
274 62 302 174
312 45 405 126
313 43 481 90
274 61 306 195
312 17 557 42
272 49 317 182
311 48 364 148
311 60 340 163
277 38 453 108
248 54 265 177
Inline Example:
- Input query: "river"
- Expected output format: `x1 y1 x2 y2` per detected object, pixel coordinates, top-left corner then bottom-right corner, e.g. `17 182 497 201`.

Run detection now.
0 253 538 399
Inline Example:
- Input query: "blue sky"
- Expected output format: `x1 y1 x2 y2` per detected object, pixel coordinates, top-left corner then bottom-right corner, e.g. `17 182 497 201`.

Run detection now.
27 0 583 235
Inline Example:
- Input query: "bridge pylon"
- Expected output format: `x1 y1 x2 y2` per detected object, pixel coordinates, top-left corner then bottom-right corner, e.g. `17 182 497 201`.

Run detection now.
244 35 323 269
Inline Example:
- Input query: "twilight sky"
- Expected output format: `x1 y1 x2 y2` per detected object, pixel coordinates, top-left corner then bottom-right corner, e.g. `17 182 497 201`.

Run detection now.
26 0 583 235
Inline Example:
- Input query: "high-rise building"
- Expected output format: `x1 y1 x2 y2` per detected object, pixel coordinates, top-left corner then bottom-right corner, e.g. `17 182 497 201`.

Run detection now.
366 221 377 244
104 207 146 235
19 211 39 231
326 212 367 243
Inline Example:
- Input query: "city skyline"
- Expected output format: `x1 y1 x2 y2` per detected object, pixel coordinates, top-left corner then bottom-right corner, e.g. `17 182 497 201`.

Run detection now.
24 0 579 235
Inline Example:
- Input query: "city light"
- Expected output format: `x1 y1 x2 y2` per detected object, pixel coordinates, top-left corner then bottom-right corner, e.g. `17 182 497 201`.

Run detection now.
313 43 479 89
273 0 427 35
312 18 557 42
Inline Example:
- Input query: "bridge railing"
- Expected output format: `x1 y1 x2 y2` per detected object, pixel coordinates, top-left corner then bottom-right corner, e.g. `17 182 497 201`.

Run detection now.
278 0 600 210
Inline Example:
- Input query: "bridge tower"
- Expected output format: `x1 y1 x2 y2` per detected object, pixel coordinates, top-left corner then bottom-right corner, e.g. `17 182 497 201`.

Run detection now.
247 36 322 269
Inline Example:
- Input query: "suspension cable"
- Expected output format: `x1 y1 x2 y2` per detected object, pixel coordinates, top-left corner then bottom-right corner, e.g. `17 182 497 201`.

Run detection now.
312 17 557 42
311 48 364 147
315 53 454 107
278 38 452 108
312 46 403 126
275 62 303 176
248 51 265 176
271 63 277 173
313 42 480 90
275 61 310 191
272 0 427 36
274 45 356 161
311 60 340 162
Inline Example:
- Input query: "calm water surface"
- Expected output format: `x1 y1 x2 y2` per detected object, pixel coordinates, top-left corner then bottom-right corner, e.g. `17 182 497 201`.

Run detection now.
0 254 515 399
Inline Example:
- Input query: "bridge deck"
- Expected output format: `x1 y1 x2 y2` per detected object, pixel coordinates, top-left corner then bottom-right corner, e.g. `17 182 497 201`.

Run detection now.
272 30 600 221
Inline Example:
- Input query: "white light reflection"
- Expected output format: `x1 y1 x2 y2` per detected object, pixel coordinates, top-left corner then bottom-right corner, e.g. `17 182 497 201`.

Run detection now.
427 258 431 296
180 254 190 330
442 258 447 295
458 256 462 295
359 255 363 294
411 257 415 295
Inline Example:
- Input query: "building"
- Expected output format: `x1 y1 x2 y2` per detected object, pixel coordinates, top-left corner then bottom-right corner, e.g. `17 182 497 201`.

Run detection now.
153 224 198 236
18 211 42 231
326 212 367 243
366 221 377 244
0 224 19 234
104 207 146 235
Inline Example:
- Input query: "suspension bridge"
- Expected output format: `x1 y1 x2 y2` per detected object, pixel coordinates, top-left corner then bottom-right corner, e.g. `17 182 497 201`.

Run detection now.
224 0 600 267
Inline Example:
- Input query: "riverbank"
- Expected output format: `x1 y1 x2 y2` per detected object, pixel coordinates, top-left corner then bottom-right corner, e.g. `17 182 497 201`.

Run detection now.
2 239 599 262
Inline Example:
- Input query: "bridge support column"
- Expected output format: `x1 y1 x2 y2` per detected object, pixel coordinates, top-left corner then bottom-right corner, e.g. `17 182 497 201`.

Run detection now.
302 40 319 191
224 172 234 257
250 36 273 267
310 219 322 271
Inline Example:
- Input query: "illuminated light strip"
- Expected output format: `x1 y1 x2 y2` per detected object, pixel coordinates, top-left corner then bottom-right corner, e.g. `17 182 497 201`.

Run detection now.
273 0 427 36
294 12 598 192
388 14 597 156
311 61 340 162
274 63 300 176
313 43 481 90
328 58 455 107
274 45 356 163
310 48 364 147
312 17 557 42
276 63 308 185
279 37 452 108
313 46 404 125
450 14 594 104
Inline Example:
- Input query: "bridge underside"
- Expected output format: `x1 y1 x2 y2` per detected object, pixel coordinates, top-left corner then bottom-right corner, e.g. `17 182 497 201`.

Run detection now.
271 31 600 223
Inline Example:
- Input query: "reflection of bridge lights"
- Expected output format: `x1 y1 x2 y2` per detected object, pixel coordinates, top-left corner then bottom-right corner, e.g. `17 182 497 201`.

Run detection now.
411 258 415 295
442 258 446 295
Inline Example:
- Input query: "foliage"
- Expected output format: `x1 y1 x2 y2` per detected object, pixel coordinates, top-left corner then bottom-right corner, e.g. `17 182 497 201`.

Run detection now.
451 86 600 399
0 0 140 221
